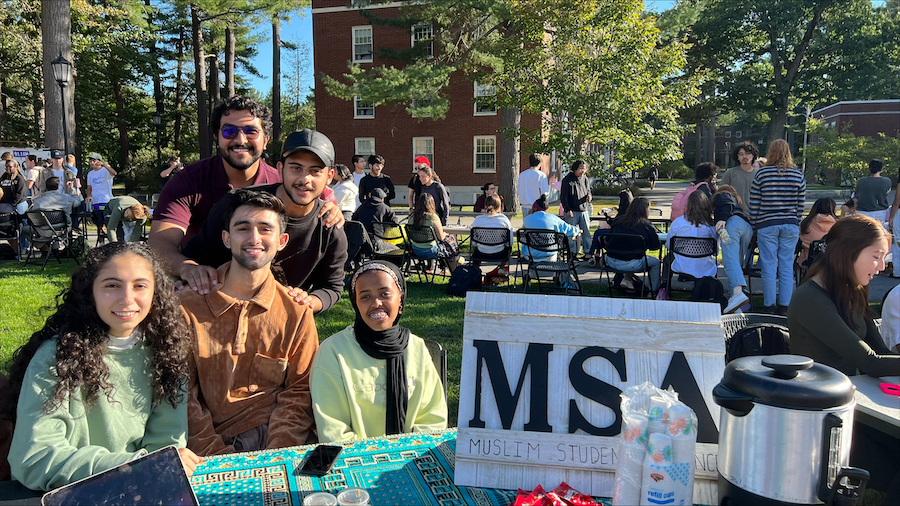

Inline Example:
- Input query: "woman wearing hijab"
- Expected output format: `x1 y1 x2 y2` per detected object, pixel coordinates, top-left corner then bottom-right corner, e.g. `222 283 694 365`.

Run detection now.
310 261 448 442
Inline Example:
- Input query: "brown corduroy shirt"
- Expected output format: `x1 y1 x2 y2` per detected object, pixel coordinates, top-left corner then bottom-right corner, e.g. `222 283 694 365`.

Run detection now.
181 263 319 456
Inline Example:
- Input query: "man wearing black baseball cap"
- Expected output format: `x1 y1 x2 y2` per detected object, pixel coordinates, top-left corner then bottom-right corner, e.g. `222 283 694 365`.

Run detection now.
35 149 78 197
182 129 348 313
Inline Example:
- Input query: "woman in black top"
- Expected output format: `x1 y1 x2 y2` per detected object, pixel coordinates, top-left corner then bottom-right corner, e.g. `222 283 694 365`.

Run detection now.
605 197 661 292
0 159 27 214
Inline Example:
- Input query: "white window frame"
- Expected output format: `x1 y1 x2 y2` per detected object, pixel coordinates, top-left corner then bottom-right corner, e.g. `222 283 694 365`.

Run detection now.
473 135 496 173
355 138 375 157
474 82 497 116
413 137 434 169
352 26 373 63
410 98 433 118
735 131 743 139
354 96 375 119
411 23 433 59
724 131 732 138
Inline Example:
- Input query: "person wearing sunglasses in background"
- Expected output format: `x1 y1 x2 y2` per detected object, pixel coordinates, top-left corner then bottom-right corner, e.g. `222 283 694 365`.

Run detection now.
149 96 343 295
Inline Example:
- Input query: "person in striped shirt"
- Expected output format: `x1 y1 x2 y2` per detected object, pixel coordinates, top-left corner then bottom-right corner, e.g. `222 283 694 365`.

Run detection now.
749 139 806 314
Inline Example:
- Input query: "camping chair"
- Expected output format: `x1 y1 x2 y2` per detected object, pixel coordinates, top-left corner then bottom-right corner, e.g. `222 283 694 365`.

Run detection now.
0 212 21 262
795 237 826 284
405 223 453 291
600 233 652 298
423 339 448 399
470 227 514 290
516 228 582 295
24 210 79 270
662 236 718 295
721 313 790 363
370 221 410 276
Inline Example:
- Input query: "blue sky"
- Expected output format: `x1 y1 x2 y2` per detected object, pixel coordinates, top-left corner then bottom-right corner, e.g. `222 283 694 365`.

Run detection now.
246 1 888 95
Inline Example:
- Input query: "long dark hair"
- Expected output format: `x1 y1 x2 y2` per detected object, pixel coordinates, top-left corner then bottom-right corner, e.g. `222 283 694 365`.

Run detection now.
615 197 651 227
800 198 837 235
804 215 889 330
0 243 191 420
412 192 437 225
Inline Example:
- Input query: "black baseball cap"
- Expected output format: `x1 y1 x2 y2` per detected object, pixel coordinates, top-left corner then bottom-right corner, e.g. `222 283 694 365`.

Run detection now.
50 149 64 159
281 129 334 167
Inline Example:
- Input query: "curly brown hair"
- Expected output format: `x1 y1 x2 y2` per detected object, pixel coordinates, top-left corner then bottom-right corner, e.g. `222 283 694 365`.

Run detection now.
0 242 191 421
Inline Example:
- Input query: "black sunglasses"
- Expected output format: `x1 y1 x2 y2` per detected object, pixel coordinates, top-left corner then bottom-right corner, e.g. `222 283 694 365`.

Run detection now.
220 125 262 140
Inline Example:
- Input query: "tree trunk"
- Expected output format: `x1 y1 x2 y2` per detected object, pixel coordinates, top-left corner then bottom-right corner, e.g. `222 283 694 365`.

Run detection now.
112 76 130 171
42 0 74 153
191 5 211 159
210 54 221 106
707 114 716 165
272 17 282 148
174 25 185 152
225 26 235 98
147 0 164 134
499 106 521 213
0 79 5 140
32 78 43 142
768 108 789 144
694 124 702 164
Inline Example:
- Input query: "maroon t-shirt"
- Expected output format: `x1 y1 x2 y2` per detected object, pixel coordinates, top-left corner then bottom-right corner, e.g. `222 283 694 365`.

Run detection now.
154 156 281 245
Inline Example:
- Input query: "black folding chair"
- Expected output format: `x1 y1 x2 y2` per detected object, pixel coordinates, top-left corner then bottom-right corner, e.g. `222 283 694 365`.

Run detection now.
343 220 374 274
370 221 410 276
662 236 718 294
0 212 21 262
600 233 652 298
470 227 514 290
516 228 582 295
423 339 448 399
24 210 80 270
405 223 453 291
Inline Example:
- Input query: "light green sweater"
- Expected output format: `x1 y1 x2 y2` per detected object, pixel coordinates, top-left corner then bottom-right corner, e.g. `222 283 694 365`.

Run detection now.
310 326 447 443
9 339 187 491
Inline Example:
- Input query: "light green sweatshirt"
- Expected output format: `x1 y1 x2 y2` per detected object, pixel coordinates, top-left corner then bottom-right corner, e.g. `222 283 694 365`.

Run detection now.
9 339 187 491
310 326 447 443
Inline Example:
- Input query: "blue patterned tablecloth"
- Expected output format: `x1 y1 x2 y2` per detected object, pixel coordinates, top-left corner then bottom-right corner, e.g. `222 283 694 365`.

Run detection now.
190 429 519 506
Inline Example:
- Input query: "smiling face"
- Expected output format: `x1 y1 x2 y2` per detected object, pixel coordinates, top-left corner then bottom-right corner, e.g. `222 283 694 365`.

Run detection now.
574 163 587 178
217 109 269 171
223 205 288 271
418 169 432 186
354 270 403 331
90 158 103 171
369 162 383 177
277 150 334 215
92 252 155 338
853 235 888 286
5 161 16 175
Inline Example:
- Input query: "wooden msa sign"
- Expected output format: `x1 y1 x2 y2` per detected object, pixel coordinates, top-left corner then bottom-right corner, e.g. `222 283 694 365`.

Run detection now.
455 293 726 504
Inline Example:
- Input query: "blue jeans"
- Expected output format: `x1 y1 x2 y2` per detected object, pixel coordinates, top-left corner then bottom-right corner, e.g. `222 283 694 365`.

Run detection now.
756 224 799 307
721 216 753 293
565 211 591 255
606 255 661 290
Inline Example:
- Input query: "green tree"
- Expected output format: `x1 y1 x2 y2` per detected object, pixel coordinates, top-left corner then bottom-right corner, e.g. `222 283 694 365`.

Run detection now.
324 0 696 211
803 119 900 186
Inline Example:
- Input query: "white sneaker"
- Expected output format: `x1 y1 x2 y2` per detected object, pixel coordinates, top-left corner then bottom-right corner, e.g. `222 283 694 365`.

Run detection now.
620 278 635 290
724 292 750 314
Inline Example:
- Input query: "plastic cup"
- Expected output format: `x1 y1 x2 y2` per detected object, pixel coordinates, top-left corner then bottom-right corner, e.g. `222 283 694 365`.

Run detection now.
336 488 370 506
303 492 338 506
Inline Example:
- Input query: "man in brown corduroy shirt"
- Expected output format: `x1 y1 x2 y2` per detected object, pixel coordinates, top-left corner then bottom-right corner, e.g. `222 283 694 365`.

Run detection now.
181 189 319 456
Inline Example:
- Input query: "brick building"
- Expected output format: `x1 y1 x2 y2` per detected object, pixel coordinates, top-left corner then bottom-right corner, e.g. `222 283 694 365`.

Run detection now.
311 0 541 204
811 100 900 139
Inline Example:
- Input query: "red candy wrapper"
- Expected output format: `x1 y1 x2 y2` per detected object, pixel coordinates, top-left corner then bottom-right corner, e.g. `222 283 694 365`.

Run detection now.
548 482 597 506
511 485 552 506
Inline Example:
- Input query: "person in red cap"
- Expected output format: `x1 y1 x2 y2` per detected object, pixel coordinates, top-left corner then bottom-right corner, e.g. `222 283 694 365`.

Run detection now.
407 156 432 209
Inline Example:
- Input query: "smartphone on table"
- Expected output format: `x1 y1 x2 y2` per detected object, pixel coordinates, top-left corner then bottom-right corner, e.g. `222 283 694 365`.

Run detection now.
297 445 343 476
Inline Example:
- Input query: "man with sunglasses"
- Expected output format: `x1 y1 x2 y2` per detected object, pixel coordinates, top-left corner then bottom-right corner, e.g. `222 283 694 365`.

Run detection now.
182 130 348 313
150 96 343 294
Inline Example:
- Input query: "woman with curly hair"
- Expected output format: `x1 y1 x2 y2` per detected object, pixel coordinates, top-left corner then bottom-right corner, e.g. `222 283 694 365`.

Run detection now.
0 242 200 491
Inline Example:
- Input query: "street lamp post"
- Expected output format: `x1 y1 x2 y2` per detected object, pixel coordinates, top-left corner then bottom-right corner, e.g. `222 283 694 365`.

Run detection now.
802 104 812 174
152 112 162 173
51 54 73 156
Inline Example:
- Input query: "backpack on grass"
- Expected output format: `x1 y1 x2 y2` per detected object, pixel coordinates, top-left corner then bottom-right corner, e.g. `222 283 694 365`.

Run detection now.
670 182 708 220
447 264 482 296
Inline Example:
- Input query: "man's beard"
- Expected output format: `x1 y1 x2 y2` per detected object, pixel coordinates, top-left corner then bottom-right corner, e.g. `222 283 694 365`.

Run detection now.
220 143 262 171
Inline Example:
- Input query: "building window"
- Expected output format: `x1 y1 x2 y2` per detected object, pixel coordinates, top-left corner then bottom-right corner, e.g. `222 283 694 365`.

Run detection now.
413 137 434 168
411 23 433 59
353 26 373 63
354 96 374 119
735 131 742 139
410 98 433 118
473 136 496 173
474 82 497 115
355 138 375 157
724 131 732 138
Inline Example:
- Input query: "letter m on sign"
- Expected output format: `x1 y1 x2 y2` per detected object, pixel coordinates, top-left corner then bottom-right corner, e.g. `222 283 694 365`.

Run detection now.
467 341 552 432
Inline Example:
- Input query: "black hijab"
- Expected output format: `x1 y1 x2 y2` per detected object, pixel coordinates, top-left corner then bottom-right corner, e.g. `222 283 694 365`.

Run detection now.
349 261 411 435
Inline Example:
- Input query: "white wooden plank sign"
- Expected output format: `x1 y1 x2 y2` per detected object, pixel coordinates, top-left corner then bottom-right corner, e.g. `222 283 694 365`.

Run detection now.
455 293 726 504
